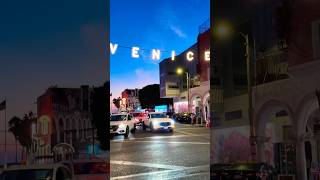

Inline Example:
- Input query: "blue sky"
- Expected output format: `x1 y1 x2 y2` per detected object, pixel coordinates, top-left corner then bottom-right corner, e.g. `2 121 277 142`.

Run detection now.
110 0 209 98
0 0 107 163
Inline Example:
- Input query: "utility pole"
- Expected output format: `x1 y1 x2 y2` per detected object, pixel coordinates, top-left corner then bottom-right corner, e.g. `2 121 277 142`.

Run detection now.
186 72 190 114
241 33 256 161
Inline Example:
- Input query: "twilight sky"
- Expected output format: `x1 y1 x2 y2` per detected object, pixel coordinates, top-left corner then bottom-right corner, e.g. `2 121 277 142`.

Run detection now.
0 0 108 163
110 0 209 101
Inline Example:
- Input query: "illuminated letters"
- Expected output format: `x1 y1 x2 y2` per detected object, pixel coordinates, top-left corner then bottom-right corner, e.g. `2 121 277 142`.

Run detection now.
110 42 211 62
152 49 161 60
205 51 210 61
132 47 140 58
110 43 118 55
171 51 176 61
186 51 194 61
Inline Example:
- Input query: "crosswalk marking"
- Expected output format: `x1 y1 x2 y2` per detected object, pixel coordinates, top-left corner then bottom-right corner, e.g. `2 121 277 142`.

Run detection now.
111 133 210 142
110 162 209 180
111 160 188 170
111 139 209 145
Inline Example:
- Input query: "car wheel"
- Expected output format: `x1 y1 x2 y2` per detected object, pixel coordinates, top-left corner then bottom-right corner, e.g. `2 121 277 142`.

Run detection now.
124 126 129 138
150 123 154 132
131 124 136 133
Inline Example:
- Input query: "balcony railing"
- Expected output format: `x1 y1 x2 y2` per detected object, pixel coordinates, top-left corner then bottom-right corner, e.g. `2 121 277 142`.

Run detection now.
255 51 289 85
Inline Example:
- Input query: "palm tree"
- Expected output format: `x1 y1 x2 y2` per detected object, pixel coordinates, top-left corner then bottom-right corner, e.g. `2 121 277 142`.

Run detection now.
113 97 121 109
8 112 35 156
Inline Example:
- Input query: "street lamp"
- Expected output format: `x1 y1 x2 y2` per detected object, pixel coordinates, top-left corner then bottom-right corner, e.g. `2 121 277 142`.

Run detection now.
215 21 256 161
177 68 190 113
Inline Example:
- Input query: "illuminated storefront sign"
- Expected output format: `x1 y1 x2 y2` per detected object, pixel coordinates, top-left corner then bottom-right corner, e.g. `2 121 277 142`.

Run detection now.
174 101 188 113
110 43 210 61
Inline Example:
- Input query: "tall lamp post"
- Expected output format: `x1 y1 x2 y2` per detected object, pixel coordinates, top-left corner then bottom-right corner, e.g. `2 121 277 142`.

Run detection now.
215 21 256 161
177 68 190 113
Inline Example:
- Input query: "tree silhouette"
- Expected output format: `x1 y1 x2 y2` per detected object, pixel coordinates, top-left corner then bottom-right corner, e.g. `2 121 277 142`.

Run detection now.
139 84 160 109
112 97 121 109
8 111 35 151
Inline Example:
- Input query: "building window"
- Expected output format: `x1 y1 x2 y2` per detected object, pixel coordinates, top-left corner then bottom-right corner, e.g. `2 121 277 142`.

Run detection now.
168 85 179 89
225 110 242 121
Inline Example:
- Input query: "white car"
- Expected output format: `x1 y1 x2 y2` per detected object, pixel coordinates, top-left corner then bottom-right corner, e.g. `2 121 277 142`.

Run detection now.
145 112 175 132
110 113 135 137
0 163 72 180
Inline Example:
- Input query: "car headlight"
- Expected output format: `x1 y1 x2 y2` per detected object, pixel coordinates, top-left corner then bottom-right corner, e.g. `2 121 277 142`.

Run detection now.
171 119 175 125
153 121 160 126
119 123 126 128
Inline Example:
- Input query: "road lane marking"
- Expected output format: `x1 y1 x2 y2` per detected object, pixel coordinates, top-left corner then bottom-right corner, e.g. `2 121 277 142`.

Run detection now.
111 133 210 142
111 140 210 145
111 160 187 170
174 130 199 136
110 164 209 180
110 169 181 180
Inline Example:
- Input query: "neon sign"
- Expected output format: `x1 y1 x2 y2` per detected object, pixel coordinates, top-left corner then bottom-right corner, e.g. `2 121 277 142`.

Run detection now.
110 43 210 61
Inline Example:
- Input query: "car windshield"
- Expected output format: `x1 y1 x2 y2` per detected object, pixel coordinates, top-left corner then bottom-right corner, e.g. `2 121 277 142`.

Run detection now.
73 162 109 174
150 113 166 118
0 169 53 180
110 115 126 121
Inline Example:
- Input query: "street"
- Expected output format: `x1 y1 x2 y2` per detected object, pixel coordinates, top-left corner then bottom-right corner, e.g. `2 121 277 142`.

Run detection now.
110 123 210 180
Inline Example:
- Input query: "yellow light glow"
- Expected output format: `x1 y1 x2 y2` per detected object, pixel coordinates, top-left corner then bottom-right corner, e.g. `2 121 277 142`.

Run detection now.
176 68 183 75
205 51 210 61
171 51 176 61
152 49 161 60
110 43 118 55
215 21 233 38
131 47 140 58
122 98 126 105
186 51 194 61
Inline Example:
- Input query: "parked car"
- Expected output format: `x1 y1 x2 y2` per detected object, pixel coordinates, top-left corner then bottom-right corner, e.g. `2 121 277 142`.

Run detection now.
0 163 72 180
144 112 175 132
211 163 277 180
175 113 193 124
61 158 109 180
166 112 174 118
110 113 135 137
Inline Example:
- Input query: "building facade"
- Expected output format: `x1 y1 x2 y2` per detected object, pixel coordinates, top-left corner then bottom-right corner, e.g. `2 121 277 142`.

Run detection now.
121 88 140 111
211 1 320 179
160 20 210 123
32 85 94 163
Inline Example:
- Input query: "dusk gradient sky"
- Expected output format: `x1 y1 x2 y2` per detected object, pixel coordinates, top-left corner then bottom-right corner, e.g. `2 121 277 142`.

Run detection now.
0 0 107 163
110 0 209 102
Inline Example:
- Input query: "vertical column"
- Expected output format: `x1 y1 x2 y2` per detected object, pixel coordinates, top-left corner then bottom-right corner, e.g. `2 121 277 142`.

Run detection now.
296 137 308 180
257 139 266 162
310 139 318 166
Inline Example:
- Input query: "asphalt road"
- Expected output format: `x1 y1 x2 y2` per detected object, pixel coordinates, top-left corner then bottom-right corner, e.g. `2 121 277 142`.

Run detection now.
110 123 210 180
